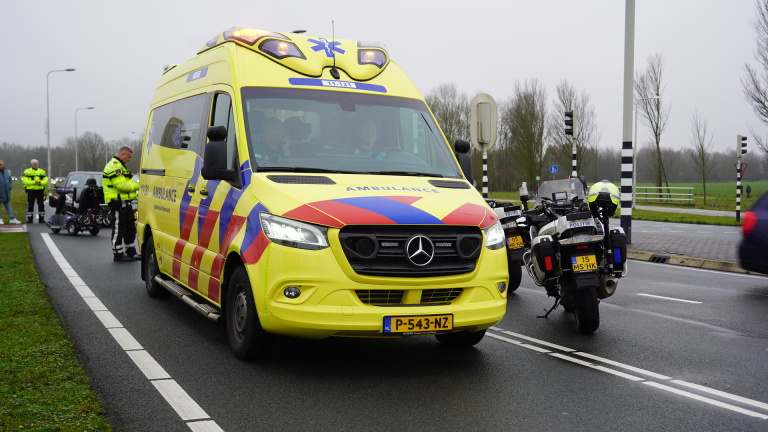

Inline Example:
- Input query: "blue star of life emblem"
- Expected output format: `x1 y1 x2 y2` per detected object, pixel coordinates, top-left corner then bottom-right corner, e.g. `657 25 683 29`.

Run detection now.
307 37 345 57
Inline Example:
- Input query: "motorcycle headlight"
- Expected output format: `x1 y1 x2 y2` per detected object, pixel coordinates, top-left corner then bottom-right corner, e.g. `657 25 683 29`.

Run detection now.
484 221 505 250
260 213 329 250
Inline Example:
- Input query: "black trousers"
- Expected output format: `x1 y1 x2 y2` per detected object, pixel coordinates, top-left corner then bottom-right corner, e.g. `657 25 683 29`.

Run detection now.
109 200 137 256
26 189 45 219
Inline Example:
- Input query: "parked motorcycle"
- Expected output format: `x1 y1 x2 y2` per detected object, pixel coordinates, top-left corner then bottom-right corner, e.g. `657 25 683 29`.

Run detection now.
486 183 535 292
521 178 627 334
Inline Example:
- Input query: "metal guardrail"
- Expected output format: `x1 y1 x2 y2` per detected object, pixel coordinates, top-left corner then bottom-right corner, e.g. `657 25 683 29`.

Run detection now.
635 186 694 204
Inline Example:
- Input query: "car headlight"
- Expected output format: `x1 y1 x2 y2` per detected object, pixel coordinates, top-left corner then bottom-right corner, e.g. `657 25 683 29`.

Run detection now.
259 213 329 250
484 221 505 250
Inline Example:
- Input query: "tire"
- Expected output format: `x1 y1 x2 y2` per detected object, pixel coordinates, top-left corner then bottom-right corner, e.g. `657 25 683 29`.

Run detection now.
507 259 522 293
143 234 166 298
574 287 600 334
435 329 486 348
66 221 79 236
51 228 61 234
88 227 100 236
226 267 270 360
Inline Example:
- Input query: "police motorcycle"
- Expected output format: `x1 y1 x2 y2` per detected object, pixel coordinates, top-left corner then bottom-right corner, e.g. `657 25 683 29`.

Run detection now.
521 178 627 334
484 182 537 292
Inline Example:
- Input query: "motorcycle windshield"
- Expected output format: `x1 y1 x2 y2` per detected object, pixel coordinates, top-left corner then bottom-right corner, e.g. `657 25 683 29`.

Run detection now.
534 178 586 206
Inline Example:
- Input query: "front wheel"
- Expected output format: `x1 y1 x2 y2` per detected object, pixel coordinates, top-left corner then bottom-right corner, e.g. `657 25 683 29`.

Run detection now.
574 287 600 334
435 329 486 348
66 221 79 236
226 267 271 360
507 259 522 293
88 227 100 236
143 234 166 298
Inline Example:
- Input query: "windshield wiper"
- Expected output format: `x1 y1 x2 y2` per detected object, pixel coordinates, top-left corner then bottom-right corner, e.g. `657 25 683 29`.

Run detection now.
255 166 370 175
376 171 444 177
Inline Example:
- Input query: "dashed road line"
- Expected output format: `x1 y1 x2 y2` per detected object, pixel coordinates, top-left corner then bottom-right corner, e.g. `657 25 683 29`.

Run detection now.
487 326 768 420
637 293 702 304
42 233 224 432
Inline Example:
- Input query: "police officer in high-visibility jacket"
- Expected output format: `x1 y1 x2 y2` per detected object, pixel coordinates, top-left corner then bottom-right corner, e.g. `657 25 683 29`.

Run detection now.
103 146 140 262
22 159 48 223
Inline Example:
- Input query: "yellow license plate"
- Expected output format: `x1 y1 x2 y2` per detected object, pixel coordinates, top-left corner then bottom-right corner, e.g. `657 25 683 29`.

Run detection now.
507 235 524 249
572 255 598 272
383 314 453 334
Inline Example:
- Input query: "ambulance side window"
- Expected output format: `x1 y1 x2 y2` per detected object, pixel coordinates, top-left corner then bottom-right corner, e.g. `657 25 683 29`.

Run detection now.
153 94 207 153
211 92 237 169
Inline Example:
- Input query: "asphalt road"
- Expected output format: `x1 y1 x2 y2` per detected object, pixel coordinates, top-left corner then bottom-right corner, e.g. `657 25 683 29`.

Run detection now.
25 218 768 432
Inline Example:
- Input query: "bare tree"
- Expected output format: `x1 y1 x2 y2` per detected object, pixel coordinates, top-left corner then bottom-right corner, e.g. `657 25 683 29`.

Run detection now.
501 79 547 187
546 80 601 181
635 53 671 188
743 0 768 155
688 110 716 205
424 83 470 148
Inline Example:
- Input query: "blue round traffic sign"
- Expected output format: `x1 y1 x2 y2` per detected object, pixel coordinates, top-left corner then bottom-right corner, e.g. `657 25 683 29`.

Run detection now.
549 165 559 174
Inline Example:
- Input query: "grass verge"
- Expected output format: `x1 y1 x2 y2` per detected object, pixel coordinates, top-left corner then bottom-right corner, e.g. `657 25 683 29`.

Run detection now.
631 209 741 226
0 191 113 432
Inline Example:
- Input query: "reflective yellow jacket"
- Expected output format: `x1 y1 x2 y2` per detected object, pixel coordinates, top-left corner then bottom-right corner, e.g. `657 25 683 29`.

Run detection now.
102 157 138 202
22 167 48 190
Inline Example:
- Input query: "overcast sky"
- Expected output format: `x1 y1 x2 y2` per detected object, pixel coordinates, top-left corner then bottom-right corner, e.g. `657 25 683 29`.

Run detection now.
0 0 760 161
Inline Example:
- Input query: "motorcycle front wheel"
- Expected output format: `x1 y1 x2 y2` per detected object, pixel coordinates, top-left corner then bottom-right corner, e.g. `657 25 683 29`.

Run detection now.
574 287 600 334
507 259 522 292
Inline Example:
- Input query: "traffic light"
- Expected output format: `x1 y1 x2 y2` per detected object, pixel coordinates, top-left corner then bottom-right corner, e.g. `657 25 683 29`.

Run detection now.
564 111 574 137
737 135 747 157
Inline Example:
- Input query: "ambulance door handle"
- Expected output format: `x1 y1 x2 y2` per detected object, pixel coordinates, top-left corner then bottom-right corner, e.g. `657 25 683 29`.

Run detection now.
187 184 195 194
199 188 209 197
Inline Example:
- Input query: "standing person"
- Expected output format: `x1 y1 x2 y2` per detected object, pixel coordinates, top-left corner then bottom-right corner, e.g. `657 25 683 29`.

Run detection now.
747 184 752 199
103 146 140 262
22 159 48 223
0 160 22 224
579 175 588 192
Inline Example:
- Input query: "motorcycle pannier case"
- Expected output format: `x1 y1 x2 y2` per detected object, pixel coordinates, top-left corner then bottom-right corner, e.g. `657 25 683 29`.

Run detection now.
531 235 559 280
609 227 628 272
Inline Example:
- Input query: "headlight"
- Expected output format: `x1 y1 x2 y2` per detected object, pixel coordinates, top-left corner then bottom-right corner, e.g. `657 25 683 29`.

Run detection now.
260 213 329 250
484 221 505 250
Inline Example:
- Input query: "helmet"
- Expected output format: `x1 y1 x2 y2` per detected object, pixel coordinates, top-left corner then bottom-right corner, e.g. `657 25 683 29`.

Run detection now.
587 180 620 217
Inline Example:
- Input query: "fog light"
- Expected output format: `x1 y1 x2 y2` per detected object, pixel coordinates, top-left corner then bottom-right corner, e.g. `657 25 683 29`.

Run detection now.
497 282 507 293
284 286 301 299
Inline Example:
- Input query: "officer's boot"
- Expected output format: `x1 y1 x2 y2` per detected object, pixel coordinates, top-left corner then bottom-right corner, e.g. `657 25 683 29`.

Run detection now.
38 212 46 223
26 212 33 224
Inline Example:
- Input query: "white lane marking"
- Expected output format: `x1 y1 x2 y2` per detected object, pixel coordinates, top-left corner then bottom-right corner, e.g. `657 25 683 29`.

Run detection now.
637 293 702 304
487 328 768 419
152 379 210 421
495 328 576 352
41 233 224 432
673 380 768 412
574 352 671 380
643 382 768 420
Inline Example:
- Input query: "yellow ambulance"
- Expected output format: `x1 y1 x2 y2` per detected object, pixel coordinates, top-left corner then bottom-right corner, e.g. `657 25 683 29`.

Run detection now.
137 27 508 360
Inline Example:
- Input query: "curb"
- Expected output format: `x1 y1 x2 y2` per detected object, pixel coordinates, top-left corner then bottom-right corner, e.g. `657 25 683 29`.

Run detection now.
628 249 757 275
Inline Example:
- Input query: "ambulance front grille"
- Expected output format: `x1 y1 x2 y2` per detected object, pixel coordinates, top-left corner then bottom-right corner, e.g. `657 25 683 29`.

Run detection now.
339 225 482 277
355 288 463 305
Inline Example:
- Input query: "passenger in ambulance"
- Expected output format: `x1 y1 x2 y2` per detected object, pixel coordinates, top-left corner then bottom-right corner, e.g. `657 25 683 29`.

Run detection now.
352 119 377 156
284 116 315 158
255 117 291 162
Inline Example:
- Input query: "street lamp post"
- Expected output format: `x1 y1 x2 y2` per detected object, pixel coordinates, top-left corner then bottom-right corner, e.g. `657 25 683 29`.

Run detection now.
75 106 94 171
632 95 660 207
46 68 76 188
59 163 65 178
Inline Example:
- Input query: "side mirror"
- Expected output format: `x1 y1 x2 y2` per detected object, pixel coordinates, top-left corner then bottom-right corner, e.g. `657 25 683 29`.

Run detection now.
201 126 237 182
454 139 475 186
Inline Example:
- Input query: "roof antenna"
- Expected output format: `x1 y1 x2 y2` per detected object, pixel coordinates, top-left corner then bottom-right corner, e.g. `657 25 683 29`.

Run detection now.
330 20 340 79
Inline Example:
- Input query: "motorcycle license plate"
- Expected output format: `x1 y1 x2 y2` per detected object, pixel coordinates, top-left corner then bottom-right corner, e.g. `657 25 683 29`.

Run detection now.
572 255 598 272
383 314 453 335
507 235 524 249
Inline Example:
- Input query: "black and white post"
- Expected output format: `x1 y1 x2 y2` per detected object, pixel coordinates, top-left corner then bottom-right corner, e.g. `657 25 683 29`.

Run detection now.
736 134 747 222
482 149 489 199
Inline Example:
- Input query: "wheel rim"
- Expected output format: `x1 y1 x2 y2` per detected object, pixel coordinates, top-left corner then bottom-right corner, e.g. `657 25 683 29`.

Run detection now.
233 289 248 340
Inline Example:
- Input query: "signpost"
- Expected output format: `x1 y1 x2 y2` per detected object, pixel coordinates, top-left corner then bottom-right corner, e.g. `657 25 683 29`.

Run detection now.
470 93 498 198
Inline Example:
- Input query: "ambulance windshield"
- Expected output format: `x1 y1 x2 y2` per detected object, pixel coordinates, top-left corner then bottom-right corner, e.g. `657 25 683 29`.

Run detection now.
242 87 463 179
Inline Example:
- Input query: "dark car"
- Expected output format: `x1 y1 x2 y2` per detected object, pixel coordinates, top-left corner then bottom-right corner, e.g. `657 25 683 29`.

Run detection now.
738 192 768 274
49 171 102 208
